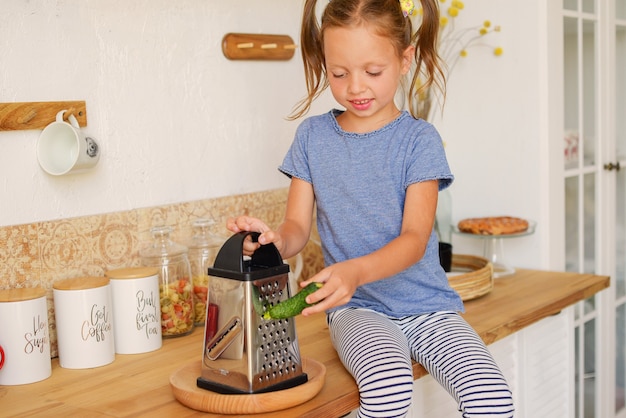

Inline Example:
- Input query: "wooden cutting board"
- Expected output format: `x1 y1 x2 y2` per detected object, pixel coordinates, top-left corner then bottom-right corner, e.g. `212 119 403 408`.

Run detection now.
170 357 325 414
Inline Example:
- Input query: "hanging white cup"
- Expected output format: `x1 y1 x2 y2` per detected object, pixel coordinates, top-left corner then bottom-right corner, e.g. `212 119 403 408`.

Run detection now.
37 110 99 175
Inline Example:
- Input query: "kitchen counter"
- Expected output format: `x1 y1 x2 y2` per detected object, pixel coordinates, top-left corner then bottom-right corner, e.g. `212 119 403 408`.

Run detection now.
0 269 609 417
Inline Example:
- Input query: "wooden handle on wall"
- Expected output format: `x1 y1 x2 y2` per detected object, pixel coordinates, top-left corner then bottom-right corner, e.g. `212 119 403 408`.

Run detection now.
222 33 297 61
0 101 87 131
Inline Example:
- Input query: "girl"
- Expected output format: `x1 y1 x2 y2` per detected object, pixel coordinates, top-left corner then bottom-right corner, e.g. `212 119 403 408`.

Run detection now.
227 0 514 416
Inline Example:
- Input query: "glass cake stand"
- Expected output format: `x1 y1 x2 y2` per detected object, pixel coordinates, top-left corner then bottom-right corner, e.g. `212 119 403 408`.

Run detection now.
452 221 536 278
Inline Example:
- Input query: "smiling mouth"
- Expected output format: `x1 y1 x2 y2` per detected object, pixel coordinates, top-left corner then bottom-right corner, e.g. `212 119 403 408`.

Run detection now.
350 99 372 105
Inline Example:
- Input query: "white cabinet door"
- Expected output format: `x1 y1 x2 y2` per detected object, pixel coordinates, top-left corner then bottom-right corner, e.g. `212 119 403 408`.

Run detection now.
518 311 572 418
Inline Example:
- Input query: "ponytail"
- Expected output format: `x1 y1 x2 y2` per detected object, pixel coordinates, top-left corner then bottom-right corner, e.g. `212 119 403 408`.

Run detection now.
289 0 328 120
409 0 445 119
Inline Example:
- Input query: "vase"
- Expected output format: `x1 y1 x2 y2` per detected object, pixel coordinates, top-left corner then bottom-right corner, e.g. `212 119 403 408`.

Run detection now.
436 187 453 272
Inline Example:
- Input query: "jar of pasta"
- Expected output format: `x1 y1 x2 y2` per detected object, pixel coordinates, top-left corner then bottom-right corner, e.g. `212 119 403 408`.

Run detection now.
140 226 194 337
186 218 224 326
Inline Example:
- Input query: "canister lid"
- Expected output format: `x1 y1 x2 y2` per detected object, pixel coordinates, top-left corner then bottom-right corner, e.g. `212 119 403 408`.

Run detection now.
139 226 189 259
53 276 110 291
187 218 224 249
106 267 159 280
0 287 46 302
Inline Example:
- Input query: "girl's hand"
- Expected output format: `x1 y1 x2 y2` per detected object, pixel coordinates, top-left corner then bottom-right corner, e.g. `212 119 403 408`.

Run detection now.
298 260 361 316
226 216 286 255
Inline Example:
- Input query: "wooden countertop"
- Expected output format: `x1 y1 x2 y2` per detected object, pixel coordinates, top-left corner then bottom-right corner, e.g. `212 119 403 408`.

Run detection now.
0 269 609 417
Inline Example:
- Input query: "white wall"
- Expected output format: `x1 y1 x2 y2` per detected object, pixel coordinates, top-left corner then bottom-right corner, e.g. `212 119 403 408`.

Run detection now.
0 0 333 226
430 0 551 270
0 1 553 270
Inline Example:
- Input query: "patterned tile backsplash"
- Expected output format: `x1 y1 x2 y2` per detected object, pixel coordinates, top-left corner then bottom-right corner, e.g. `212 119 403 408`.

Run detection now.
0 188 324 357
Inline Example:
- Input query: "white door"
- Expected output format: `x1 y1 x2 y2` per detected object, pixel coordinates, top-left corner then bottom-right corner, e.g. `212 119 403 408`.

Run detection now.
563 0 626 416
612 2 626 417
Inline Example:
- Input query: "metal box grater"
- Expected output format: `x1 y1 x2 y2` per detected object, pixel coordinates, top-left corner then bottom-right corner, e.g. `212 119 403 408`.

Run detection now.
197 231 308 394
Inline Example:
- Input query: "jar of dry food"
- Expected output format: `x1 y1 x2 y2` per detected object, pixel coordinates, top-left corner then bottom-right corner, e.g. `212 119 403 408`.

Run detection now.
186 218 224 325
140 226 194 337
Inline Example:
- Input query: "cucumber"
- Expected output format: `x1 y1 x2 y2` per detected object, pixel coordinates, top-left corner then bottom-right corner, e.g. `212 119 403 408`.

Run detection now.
262 282 323 320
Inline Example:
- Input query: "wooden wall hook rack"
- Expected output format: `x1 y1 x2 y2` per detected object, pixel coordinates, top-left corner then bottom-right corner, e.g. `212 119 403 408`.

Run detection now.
222 33 297 61
0 101 87 131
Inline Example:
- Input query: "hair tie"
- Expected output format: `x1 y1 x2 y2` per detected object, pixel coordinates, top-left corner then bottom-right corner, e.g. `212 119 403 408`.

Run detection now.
327 0 415 18
399 0 415 17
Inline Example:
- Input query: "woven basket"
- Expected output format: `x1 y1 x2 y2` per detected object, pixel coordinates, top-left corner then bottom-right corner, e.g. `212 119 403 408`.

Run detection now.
447 254 493 301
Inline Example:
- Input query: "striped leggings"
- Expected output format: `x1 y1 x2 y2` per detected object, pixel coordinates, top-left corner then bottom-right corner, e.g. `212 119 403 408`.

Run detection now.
327 308 514 417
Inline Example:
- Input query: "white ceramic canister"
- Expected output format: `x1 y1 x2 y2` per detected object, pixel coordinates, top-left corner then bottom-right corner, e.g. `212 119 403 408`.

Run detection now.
53 277 115 369
106 267 162 354
0 287 51 385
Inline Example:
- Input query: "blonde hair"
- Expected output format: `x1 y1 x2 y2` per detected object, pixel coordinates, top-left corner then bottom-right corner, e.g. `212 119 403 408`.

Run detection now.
290 0 445 120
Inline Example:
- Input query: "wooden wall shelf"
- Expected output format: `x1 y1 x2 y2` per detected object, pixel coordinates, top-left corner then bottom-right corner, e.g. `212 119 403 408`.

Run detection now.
222 33 297 61
0 101 87 131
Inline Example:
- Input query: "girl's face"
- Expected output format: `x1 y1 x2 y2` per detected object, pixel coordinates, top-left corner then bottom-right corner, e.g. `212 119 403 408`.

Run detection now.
324 23 413 133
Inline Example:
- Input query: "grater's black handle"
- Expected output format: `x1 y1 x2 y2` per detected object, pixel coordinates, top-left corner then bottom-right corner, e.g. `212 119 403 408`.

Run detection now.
212 231 284 273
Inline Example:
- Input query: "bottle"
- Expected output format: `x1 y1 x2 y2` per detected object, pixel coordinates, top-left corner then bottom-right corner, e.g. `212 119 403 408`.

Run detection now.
139 226 194 337
436 187 453 272
186 218 224 326
436 187 453 244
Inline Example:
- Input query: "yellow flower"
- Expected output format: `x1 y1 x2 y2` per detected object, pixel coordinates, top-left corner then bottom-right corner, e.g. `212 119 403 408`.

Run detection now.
412 1 503 120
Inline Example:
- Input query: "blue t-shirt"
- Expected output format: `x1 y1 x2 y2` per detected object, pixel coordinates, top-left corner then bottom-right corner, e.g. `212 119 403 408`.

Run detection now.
279 110 464 316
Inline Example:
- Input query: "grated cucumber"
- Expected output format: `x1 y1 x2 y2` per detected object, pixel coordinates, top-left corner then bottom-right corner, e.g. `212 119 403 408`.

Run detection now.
262 282 323 320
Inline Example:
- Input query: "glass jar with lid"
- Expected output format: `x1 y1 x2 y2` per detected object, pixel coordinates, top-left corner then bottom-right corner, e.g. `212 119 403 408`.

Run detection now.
186 218 224 325
139 226 194 337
